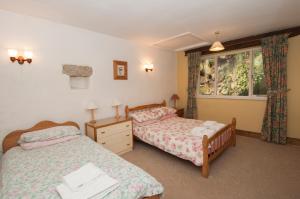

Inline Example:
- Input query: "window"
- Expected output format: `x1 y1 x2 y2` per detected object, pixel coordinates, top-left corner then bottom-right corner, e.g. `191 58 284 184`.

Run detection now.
197 47 266 99
199 58 215 95
252 49 267 95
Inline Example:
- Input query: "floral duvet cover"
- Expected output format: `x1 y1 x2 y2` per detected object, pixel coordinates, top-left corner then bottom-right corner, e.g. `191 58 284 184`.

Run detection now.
0 136 163 199
133 117 206 166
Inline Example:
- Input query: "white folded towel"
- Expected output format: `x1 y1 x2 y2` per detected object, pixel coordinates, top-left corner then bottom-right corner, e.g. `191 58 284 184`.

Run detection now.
202 121 218 127
191 127 215 138
57 174 119 199
191 122 225 138
63 163 104 191
206 123 225 131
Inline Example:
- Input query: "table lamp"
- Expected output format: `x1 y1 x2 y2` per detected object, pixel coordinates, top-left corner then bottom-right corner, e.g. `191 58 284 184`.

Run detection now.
112 99 121 120
87 102 98 123
171 94 180 108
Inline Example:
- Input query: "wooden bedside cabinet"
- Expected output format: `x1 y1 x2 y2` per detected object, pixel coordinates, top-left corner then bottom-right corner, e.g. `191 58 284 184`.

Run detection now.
85 117 133 155
175 108 184 117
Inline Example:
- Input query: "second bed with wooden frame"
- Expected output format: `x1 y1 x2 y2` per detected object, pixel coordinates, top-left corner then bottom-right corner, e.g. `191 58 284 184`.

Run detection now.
125 100 236 178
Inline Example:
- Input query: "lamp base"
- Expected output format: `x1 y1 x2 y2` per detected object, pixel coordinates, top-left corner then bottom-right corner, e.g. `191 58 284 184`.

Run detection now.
115 106 120 120
90 109 96 124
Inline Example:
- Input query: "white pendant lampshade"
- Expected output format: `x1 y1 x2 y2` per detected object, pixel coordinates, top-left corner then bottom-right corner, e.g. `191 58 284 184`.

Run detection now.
209 32 225 52
209 41 225 51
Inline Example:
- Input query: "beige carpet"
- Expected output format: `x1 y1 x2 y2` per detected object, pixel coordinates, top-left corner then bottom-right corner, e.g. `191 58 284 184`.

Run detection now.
122 136 300 199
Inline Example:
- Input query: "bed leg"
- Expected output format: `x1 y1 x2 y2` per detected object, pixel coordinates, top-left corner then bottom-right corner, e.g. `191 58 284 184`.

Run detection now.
202 135 209 178
232 118 237 147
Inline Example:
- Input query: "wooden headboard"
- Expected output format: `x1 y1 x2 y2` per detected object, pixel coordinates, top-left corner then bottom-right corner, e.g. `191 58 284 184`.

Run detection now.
2 120 80 153
125 100 166 119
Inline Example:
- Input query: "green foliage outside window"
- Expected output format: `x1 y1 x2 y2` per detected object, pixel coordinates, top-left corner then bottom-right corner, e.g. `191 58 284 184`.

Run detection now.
197 48 266 97
217 52 250 96
253 50 267 95
199 58 215 95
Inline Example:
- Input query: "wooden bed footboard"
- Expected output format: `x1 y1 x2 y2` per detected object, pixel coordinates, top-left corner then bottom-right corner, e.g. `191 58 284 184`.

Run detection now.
201 118 236 178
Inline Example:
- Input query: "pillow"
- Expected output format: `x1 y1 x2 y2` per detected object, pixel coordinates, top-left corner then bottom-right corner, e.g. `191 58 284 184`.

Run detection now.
160 113 177 120
130 110 159 123
133 119 159 127
20 135 80 150
151 107 177 118
19 126 81 143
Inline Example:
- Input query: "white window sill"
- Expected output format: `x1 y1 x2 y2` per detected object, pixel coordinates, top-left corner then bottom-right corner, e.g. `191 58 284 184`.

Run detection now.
197 95 267 101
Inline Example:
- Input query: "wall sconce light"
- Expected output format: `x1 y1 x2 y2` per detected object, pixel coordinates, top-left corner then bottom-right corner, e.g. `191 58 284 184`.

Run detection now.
8 49 33 65
144 63 154 72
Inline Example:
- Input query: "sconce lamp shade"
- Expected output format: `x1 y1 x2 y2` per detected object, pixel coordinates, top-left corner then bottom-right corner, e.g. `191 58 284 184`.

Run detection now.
171 94 180 101
24 51 33 59
8 49 18 57
112 99 121 107
147 64 154 70
87 102 98 110
144 63 154 72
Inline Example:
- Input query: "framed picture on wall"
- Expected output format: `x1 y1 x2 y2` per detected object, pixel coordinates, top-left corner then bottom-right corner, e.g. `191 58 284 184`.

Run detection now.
113 60 128 80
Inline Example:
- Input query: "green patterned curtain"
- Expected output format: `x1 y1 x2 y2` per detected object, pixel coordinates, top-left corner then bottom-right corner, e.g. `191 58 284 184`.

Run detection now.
186 52 201 119
261 34 288 144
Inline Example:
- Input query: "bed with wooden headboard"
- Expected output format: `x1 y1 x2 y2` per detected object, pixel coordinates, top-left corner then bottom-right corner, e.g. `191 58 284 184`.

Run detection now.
1 121 163 199
125 100 236 178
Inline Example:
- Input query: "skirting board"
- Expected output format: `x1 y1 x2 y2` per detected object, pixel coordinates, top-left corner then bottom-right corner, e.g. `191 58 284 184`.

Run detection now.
236 129 300 146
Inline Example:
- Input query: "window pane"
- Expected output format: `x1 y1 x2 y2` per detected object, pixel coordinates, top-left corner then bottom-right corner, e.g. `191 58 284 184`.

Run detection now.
198 58 215 95
217 51 250 96
253 49 267 95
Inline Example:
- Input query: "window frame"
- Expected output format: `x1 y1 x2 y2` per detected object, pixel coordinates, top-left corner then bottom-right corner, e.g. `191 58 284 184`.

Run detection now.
197 47 267 101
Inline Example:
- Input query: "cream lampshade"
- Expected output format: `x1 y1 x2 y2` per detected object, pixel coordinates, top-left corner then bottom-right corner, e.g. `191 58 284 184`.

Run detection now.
112 99 121 120
209 31 225 52
209 41 225 51
87 102 98 123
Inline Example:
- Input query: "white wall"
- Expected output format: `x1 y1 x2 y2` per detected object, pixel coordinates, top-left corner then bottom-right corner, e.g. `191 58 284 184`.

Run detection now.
0 10 176 142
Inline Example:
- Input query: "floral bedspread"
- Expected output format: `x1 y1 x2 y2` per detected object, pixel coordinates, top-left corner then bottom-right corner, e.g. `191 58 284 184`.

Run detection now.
0 136 163 199
133 117 206 166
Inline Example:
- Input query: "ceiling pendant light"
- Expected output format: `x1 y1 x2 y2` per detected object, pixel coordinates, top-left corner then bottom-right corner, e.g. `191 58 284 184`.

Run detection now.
209 31 225 52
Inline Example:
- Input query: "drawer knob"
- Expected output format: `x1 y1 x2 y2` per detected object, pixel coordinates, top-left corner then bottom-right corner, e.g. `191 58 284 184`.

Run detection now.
126 134 130 137
101 131 105 134
102 142 106 145
126 125 130 127
127 144 130 146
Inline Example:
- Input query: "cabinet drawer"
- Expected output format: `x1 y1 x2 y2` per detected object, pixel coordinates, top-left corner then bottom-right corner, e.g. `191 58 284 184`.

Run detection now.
96 121 132 138
98 130 132 145
104 141 132 155
98 131 132 154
